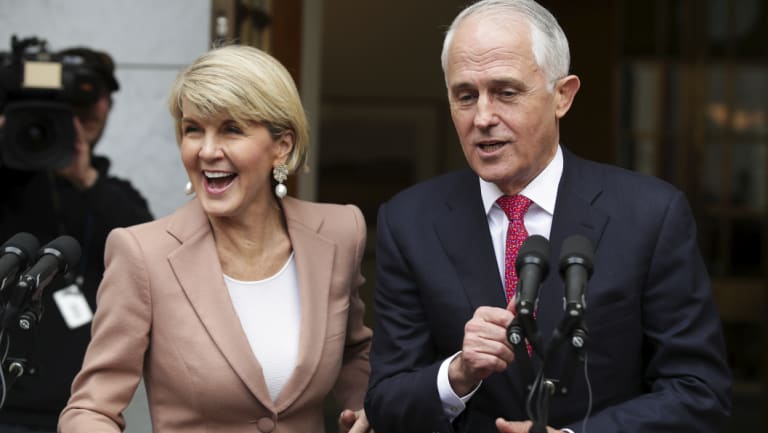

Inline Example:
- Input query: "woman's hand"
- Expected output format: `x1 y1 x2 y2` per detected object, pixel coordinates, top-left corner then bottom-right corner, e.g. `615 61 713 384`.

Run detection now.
339 408 373 433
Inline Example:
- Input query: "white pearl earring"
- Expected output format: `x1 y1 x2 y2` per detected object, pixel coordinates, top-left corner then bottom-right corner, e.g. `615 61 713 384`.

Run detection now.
185 180 194 195
273 164 288 199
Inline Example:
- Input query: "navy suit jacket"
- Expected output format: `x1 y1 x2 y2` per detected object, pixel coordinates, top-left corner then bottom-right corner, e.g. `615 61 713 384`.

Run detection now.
365 148 731 433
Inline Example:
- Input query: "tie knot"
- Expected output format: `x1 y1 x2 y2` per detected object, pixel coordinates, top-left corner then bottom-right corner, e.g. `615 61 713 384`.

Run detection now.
497 194 532 221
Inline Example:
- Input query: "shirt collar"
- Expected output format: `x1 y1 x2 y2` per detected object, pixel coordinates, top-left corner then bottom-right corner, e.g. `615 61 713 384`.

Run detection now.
480 145 563 216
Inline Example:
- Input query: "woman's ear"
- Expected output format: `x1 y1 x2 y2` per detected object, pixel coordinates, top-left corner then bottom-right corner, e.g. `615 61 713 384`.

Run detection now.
554 74 581 119
275 130 295 165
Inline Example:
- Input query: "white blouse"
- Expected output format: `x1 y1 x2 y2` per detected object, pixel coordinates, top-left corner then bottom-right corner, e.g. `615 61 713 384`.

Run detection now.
224 253 300 402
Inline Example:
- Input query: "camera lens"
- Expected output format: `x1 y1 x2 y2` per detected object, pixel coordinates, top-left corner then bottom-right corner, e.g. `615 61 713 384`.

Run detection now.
1 101 75 171
17 121 50 153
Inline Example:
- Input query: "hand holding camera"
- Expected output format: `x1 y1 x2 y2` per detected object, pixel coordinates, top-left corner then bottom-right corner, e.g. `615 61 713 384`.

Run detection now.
54 117 99 189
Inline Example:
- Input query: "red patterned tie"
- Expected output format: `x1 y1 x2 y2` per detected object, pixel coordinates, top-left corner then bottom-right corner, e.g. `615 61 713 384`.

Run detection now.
497 194 532 304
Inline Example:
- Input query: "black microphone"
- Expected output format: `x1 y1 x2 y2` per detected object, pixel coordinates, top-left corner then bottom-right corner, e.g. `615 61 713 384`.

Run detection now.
507 235 550 356
1 235 81 329
514 235 550 317
21 235 82 299
0 232 40 291
558 234 594 320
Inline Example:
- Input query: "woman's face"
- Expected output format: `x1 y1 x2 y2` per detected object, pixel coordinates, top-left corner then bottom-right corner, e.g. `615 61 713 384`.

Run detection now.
179 99 292 220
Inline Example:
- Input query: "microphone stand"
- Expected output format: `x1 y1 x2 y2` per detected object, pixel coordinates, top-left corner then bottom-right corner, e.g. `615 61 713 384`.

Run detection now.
507 317 536 390
507 294 544 393
527 308 588 433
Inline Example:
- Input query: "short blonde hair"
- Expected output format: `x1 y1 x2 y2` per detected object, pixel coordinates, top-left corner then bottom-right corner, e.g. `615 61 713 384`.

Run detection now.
168 44 309 173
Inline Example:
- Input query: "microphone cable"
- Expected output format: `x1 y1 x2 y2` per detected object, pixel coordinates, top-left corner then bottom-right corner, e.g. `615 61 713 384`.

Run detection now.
580 351 593 433
0 329 9 409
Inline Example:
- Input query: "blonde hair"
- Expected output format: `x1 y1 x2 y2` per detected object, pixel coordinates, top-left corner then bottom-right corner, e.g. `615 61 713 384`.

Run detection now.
168 44 309 173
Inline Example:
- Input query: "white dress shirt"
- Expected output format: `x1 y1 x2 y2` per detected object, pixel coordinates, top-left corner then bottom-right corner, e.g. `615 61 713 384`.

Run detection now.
437 146 563 422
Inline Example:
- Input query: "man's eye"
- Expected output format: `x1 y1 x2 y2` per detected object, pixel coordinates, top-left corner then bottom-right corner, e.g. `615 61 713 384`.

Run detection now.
454 92 477 105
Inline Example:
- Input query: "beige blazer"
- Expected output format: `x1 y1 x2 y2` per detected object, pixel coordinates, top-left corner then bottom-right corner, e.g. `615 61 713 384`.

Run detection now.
59 197 372 433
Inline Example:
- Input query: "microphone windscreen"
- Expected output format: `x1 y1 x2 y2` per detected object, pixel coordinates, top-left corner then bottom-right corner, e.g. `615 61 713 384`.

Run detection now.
42 235 82 270
515 234 550 272
2 232 40 261
559 234 594 275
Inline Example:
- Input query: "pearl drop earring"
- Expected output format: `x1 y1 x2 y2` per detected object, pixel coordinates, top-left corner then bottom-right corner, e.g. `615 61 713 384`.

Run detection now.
273 164 288 199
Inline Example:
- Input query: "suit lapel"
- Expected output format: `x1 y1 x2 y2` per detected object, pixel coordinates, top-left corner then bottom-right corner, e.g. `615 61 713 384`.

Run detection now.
165 200 275 411
273 197 335 411
538 149 609 342
433 172 532 404
433 171 507 311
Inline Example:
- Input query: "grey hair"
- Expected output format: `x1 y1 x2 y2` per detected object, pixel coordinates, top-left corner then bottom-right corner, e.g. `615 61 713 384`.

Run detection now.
440 0 571 90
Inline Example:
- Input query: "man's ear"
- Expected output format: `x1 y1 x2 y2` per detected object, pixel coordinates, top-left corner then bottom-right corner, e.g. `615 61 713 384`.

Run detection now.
554 74 580 119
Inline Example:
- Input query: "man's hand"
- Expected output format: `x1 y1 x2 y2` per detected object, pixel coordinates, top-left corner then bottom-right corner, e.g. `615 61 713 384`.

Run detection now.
56 117 98 189
495 419 565 433
449 305 516 396
339 408 373 433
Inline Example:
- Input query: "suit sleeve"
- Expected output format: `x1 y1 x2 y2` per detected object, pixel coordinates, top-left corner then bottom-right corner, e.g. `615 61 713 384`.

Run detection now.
565 191 732 432
364 203 456 433
58 228 152 433
333 204 373 410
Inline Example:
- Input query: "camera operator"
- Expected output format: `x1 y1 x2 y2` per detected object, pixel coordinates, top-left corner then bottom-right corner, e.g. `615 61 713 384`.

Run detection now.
0 46 152 432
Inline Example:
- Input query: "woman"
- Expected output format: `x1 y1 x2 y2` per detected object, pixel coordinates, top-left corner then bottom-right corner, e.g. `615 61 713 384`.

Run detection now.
59 45 373 433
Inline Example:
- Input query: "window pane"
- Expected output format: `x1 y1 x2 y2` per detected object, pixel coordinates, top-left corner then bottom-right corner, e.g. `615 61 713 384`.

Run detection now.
731 142 767 209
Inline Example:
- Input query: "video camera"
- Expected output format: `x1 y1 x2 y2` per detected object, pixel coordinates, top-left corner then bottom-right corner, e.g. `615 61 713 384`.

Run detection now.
0 35 114 171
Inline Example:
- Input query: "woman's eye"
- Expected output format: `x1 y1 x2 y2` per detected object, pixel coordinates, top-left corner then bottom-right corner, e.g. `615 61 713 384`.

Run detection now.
225 124 243 134
183 125 200 134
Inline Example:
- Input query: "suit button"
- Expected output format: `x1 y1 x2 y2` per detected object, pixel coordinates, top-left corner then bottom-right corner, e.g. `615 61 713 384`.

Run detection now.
257 417 275 432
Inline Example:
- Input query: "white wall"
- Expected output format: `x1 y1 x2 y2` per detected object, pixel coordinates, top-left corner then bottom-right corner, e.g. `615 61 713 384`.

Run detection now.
0 1 210 430
0 0 210 218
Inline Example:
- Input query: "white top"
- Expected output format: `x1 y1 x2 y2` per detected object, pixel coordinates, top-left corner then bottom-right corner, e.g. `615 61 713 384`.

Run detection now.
224 252 300 402
437 145 564 421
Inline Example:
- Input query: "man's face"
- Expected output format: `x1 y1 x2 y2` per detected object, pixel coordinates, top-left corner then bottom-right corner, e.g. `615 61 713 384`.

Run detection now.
445 15 577 195
72 90 112 147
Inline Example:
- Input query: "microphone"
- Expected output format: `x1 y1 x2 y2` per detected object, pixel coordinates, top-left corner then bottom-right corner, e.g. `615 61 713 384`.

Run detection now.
558 234 594 321
0 232 40 291
507 235 550 355
21 235 82 299
514 235 550 317
1 235 81 329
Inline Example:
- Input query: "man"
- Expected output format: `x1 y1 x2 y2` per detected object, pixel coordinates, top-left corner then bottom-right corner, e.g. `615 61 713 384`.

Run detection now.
363 1 732 432
0 47 153 432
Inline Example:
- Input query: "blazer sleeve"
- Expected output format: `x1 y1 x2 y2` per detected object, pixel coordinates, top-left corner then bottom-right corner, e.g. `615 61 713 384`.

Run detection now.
564 190 732 432
333 204 373 410
59 228 152 433
364 202 456 433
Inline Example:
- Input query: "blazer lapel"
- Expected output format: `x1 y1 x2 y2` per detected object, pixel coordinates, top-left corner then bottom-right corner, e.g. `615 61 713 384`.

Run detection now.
273 197 336 411
166 200 275 411
433 171 507 311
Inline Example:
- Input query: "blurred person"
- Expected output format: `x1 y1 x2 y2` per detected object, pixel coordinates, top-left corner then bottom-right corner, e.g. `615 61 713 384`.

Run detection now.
58 44 373 433
0 47 153 433
363 1 731 432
